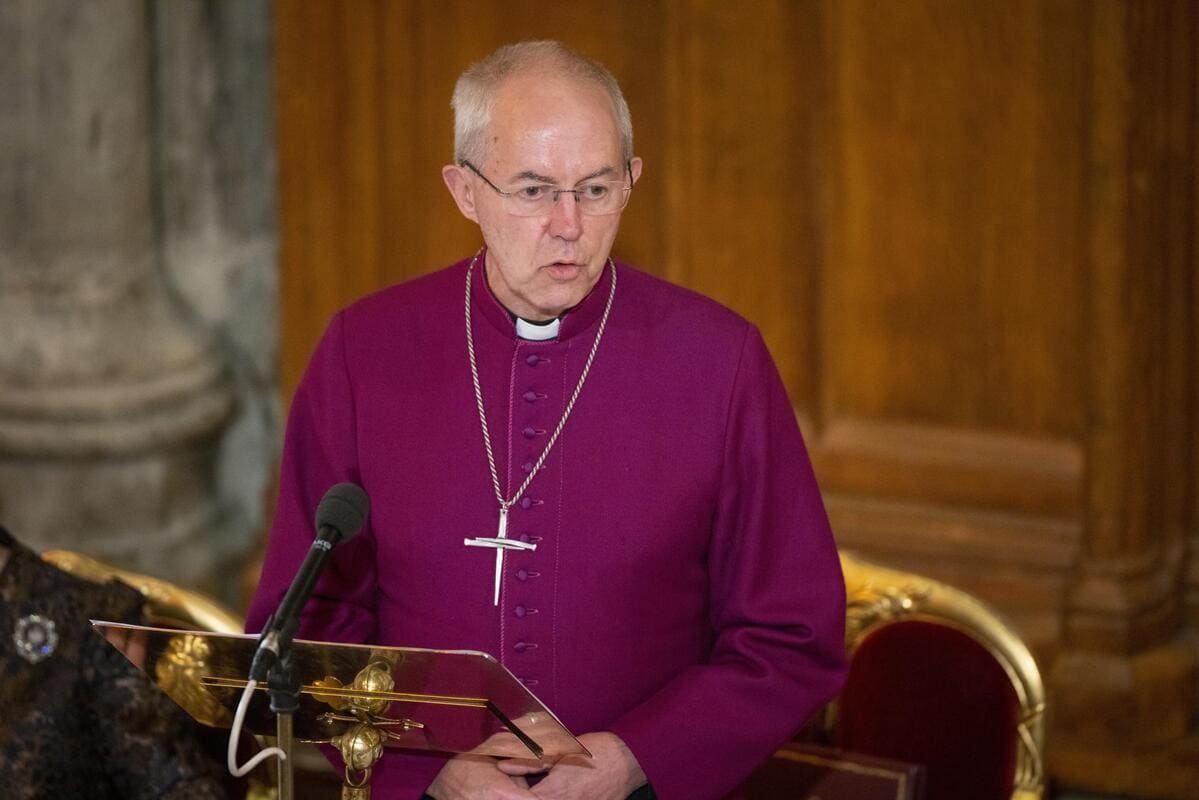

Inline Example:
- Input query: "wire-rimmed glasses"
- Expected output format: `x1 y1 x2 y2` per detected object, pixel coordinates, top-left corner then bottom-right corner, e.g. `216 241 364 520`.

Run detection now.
461 160 633 217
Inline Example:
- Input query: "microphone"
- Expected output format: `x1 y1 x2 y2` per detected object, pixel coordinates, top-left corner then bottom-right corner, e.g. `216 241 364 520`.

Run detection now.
249 482 370 681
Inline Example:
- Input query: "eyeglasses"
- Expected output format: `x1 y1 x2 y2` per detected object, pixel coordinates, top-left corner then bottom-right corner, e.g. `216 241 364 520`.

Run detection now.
460 160 633 217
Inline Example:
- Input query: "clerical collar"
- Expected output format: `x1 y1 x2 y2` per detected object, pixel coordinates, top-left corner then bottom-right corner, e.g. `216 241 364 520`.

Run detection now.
514 315 561 341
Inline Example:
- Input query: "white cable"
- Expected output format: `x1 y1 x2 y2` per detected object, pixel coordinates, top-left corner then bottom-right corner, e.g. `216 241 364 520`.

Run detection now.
227 678 288 777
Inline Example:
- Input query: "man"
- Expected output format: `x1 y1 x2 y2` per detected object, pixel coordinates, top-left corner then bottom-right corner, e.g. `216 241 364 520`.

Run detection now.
248 40 845 800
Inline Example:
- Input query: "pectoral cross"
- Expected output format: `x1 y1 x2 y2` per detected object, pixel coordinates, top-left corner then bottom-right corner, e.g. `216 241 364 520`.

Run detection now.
464 507 537 606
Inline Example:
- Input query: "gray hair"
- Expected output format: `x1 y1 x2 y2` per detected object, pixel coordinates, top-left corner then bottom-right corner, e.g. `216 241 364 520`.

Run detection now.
451 40 634 166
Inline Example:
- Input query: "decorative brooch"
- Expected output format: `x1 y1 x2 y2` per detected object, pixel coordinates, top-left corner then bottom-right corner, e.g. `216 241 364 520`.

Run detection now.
14 614 59 664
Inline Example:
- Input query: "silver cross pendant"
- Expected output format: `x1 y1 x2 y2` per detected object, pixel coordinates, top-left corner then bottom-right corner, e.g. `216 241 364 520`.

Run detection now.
464 507 537 606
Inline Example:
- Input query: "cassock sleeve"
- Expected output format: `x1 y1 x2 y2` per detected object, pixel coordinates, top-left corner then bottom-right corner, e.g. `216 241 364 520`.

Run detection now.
246 310 379 644
607 325 847 800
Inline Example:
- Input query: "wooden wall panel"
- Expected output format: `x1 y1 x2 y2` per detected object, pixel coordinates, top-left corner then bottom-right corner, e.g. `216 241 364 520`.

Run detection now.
809 0 1091 661
276 1 388 395
824 0 1088 436
1191 0 1199 633
656 1 824 410
273 1 1198 795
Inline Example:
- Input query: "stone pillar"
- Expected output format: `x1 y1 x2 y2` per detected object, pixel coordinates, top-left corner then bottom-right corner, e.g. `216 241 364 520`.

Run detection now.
0 0 236 586
150 0 280 590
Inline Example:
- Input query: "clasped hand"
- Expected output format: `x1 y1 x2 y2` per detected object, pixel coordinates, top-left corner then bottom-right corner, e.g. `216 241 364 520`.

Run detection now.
426 731 645 800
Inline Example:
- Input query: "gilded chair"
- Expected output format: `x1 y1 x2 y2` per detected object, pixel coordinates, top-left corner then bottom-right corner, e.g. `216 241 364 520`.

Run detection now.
830 551 1046 800
42 549 244 633
740 550 1045 800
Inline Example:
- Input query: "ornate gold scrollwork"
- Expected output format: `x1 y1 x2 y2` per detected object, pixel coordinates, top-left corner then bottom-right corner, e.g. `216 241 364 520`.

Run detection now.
844 580 930 648
306 654 426 800
333 722 385 772
350 659 397 715
155 633 233 727
1014 703 1046 793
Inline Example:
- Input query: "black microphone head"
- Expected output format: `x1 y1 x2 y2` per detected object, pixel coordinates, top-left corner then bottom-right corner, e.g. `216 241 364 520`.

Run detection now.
314 482 370 542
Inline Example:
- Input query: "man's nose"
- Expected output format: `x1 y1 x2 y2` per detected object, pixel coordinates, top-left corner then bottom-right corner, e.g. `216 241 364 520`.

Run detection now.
547 191 583 239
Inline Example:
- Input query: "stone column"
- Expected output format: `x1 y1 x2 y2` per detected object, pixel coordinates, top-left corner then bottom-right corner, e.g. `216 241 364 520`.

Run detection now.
0 0 234 586
150 0 280 590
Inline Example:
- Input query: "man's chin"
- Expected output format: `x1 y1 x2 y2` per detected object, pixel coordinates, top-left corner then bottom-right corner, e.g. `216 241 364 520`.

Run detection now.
527 286 592 319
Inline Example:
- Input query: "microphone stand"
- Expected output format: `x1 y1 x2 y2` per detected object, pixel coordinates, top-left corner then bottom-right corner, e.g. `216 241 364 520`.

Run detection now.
267 638 299 800
247 482 370 798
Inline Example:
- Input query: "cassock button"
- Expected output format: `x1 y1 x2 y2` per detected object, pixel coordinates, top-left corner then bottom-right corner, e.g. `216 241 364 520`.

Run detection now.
525 354 541 366
523 391 546 403
522 427 544 439
516 569 540 581
514 640 536 653
520 496 533 510
514 605 536 618
521 461 534 473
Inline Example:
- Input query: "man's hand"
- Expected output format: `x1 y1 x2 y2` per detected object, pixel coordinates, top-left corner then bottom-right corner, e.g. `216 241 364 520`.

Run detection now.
529 732 647 800
427 754 539 800
496 756 556 778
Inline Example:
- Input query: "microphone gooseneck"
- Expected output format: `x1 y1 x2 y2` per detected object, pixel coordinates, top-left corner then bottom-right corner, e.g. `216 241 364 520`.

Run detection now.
249 482 370 681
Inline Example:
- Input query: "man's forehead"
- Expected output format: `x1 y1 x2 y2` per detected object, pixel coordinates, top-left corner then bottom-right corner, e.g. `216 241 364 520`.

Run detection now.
494 67 609 107
489 74 618 134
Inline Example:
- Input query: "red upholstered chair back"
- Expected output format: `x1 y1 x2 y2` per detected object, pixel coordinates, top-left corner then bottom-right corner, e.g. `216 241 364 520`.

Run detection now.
833 553 1046 800
837 620 1020 800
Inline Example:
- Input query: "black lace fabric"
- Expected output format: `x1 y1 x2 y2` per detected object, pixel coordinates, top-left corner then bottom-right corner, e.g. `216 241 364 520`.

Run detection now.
0 528 229 799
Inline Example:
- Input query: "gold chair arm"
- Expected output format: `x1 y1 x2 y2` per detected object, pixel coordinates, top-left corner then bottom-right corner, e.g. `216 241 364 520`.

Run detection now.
42 550 244 634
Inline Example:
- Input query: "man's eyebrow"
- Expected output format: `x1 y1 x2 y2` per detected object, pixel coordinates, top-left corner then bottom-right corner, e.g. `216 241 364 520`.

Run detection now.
511 170 557 184
575 165 618 183
510 165 619 185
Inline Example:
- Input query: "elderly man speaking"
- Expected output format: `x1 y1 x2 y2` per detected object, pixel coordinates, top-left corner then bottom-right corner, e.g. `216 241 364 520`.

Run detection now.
249 40 846 800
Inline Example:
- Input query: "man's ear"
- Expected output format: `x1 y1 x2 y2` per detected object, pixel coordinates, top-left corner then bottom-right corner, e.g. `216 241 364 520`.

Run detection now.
628 156 644 186
442 164 479 223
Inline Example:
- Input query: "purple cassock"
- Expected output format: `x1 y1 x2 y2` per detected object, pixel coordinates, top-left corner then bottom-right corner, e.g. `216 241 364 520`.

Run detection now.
247 254 847 799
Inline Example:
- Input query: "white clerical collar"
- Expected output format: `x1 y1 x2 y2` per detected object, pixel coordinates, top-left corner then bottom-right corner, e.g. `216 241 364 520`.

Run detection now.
515 316 560 341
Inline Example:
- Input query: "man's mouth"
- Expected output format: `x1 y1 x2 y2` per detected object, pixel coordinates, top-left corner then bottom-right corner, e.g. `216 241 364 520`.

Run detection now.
545 260 582 276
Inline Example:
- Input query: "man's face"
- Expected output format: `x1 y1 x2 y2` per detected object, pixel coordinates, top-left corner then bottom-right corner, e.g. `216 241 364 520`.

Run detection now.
444 73 642 320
